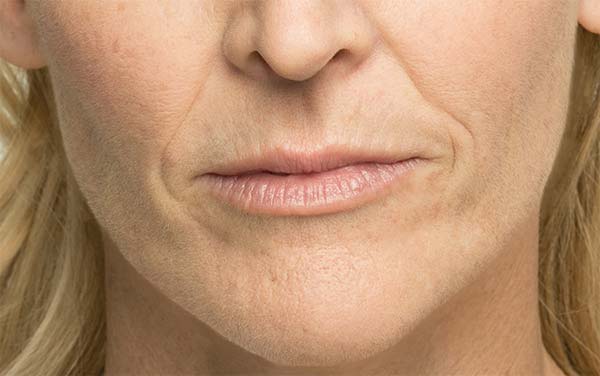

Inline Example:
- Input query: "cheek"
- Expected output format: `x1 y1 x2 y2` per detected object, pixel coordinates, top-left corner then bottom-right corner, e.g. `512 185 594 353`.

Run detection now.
376 1 575 203
416 1 574 153
35 2 220 196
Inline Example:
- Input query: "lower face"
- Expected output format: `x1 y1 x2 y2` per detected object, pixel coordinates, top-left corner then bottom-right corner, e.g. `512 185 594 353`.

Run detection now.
31 0 575 366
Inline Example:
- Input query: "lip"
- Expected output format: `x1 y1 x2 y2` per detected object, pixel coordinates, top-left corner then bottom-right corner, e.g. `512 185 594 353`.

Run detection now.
194 146 427 216
202 145 420 176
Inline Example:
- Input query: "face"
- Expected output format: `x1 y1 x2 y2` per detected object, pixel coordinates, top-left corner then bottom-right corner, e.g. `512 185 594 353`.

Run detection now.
28 0 576 366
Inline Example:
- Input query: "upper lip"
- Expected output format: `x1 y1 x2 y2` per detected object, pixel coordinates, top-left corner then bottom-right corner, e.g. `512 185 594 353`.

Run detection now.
200 144 422 176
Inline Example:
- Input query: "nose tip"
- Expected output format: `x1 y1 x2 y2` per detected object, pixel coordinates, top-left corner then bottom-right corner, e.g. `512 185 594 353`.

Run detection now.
222 1 377 83
255 36 347 82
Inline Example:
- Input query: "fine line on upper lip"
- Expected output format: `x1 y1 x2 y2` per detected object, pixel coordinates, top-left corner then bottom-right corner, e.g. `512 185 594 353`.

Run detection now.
200 145 423 176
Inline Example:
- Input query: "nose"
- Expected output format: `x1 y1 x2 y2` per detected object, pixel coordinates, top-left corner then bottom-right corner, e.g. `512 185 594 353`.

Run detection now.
222 0 378 83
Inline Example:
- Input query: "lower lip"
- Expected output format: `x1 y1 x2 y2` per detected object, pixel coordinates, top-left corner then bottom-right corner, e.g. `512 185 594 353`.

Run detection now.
197 158 425 216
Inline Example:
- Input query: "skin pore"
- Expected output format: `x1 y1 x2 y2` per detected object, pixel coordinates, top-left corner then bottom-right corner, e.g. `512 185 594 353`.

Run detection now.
1 0 600 374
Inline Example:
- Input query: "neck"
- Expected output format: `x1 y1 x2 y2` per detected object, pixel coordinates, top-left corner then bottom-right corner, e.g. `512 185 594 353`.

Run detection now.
102 224 566 375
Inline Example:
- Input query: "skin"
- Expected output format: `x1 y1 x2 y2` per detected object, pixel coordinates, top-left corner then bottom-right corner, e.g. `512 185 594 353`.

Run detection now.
2 0 600 374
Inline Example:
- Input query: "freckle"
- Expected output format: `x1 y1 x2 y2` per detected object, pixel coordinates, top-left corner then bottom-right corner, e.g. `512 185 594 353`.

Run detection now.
117 2 125 12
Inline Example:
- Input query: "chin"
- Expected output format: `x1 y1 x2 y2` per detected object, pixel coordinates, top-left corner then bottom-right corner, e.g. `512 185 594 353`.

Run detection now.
197 280 423 368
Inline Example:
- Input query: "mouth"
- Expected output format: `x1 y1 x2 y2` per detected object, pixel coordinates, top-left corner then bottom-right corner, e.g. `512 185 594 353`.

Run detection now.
194 146 428 216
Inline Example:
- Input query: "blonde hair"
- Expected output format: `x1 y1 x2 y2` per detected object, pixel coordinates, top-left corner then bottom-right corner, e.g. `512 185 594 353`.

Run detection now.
0 24 599 376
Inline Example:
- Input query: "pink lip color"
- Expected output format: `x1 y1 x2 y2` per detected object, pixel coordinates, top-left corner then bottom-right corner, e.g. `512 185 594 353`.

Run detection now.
197 157 424 216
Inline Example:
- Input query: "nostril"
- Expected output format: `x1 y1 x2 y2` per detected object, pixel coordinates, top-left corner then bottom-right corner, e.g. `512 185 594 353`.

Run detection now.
245 51 273 79
332 49 347 60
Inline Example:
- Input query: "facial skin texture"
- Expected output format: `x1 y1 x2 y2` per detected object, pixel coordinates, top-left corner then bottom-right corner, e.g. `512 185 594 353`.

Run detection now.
3 0 600 374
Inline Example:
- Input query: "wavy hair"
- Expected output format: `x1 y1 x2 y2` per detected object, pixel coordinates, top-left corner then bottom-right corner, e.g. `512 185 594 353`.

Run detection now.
0 24 599 376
